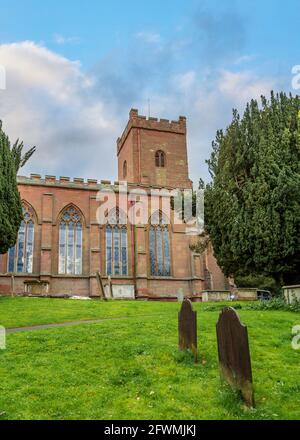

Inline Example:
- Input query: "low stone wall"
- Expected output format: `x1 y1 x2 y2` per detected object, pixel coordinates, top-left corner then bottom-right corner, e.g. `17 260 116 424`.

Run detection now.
200 288 259 302
237 288 258 301
148 280 191 297
0 281 11 295
283 285 300 304
0 274 91 297
201 290 231 302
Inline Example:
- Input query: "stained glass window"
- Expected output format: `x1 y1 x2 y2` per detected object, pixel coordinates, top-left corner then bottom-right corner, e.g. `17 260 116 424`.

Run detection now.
7 204 35 273
149 211 171 276
106 209 128 276
58 206 82 275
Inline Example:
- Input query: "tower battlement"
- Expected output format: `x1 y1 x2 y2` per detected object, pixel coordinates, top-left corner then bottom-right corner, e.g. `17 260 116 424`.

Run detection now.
117 109 192 189
117 109 186 154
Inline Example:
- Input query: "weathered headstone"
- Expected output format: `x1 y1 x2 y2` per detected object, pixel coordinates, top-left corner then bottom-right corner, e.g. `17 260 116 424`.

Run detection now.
178 298 198 363
112 284 135 299
104 284 111 299
0 326 6 350
216 307 254 407
177 288 184 302
107 276 113 298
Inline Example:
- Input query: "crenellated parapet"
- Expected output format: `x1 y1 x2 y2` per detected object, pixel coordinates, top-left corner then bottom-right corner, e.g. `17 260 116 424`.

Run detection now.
17 174 103 188
17 174 183 192
117 108 186 155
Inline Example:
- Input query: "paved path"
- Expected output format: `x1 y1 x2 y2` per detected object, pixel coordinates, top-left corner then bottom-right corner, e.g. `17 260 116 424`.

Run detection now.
7 317 132 334
6 314 167 334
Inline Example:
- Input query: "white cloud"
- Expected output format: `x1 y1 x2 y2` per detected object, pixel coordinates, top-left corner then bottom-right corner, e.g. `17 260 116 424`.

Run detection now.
135 31 161 44
53 34 81 45
145 68 276 184
233 54 256 65
0 41 278 184
173 71 196 91
0 41 120 179
218 70 275 103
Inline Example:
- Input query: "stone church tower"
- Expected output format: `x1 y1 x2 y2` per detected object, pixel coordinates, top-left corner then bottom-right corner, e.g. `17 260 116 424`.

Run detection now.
117 109 193 189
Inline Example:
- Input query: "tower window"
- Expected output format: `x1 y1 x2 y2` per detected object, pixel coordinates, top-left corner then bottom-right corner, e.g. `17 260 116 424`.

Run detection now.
155 150 165 167
123 160 127 178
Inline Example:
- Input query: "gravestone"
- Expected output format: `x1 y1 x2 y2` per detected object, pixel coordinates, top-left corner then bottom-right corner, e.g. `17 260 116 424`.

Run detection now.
178 298 198 363
216 307 254 407
0 326 6 350
107 276 113 298
96 271 107 300
112 285 135 299
177 288 184 302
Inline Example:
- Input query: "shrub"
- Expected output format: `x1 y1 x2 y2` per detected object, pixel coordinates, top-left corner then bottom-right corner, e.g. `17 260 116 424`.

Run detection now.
245 297 300 313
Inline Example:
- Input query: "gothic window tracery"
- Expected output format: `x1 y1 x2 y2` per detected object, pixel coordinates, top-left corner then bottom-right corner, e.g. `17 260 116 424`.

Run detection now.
106 208 128 276
149 211 171 276
8 204 35 273
58 206 82 275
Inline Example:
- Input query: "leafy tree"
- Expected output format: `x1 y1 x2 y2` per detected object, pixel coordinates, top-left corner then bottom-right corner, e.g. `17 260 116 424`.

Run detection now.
204 92 300 287
0 121 35 254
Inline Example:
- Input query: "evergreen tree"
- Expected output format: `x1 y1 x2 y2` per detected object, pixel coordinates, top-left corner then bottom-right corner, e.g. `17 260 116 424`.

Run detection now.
11 138 36 173
204 92 300 287
0 122 35 254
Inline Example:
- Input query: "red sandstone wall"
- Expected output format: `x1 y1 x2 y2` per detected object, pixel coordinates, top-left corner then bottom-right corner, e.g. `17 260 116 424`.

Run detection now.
139 129 191 188
0 177 227 297
205 244 227 291
117 109 192 189
117 129 137 183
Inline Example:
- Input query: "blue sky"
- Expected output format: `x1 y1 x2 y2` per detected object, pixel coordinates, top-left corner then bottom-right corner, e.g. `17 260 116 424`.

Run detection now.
0 0 299 183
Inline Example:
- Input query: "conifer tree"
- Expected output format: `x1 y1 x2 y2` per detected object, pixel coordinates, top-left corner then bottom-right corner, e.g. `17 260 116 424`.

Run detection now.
204 92 300 287
0 122 35 254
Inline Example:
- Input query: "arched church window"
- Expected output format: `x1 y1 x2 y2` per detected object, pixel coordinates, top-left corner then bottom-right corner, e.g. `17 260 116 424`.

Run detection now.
58 206 82 275
149 211 171 276
106 208 128 276
8 204 35 273
155 150 165 167
123 160 127 178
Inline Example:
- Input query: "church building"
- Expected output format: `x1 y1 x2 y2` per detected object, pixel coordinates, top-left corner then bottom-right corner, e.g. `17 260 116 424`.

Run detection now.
0 109 228 299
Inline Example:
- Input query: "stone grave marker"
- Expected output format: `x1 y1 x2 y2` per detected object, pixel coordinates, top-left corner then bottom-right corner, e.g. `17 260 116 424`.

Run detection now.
177 288 184 302
0 326 6 350
96 271 107 300
107 276 113 298
178 298 198 363
112 284 135 299
216 307 255 407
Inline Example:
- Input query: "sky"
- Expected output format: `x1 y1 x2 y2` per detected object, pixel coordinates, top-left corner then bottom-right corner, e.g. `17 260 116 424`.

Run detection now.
0 0 299 184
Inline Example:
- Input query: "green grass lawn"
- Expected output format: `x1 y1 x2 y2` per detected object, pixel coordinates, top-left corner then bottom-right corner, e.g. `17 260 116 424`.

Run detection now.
0 297 300 420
